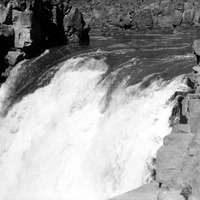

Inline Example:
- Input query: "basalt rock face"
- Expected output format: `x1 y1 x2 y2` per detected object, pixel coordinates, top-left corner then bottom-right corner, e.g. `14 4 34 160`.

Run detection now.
0 0 89 80
71 0 200 34
63 5 90 45
155 39 200 200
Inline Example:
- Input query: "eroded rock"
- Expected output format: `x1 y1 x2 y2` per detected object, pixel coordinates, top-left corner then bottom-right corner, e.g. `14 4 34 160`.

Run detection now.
6 50 24 66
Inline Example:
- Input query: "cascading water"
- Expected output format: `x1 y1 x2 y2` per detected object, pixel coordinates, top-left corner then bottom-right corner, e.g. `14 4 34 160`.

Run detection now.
0 35 193 200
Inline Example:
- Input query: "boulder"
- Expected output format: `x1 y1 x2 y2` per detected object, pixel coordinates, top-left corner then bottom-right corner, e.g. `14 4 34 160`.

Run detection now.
174 1 184 12
193 11 200 25
6 50 24 66
111 14 122 27
0 24 14 37
136 9 154 29
163 133 192 146
173 10 182 26
192 66 200 74
156 142 189 187
182 9 195 25
193 40 200 65
157 15 173 28
193 40 200 55
174 153 200 198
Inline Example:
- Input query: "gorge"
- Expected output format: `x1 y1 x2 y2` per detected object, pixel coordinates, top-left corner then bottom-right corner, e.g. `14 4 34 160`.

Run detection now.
1 1 200 200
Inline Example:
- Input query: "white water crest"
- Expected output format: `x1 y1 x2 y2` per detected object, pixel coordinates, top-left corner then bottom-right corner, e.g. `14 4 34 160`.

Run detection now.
0 56 188 200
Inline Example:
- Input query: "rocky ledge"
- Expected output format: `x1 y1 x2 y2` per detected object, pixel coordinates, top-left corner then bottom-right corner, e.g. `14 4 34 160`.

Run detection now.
0 0 90 81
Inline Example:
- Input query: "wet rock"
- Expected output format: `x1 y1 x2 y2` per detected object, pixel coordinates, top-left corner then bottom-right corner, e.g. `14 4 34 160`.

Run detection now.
156 142 189 187
6 50 24 66
192 66 200 74
192 40 200 64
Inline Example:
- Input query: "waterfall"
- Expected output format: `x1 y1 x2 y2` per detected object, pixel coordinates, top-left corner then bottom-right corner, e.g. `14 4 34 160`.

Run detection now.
0 56 188 200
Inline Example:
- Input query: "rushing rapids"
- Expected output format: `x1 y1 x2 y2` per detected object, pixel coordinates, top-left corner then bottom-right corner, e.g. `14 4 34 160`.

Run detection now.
0 35 195 200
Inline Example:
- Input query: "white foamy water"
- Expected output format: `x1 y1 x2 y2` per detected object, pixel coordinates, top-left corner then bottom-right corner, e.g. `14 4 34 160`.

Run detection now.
0 57 188 200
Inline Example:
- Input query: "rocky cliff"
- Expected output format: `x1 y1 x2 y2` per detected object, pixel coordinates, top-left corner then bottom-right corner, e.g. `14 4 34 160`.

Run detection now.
0 0 90 81
71 0 200 35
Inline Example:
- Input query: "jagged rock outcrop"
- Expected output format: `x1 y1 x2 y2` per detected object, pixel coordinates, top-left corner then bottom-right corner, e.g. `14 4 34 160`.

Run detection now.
0 0 90 81
63 5 90 44
155 39 200 200
71 0 200 34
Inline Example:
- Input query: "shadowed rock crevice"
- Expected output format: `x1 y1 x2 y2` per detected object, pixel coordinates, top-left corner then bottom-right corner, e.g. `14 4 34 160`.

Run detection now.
0 0 90 82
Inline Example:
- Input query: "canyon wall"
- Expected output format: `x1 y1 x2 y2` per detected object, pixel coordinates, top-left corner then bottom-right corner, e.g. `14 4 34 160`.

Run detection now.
72 0 200 34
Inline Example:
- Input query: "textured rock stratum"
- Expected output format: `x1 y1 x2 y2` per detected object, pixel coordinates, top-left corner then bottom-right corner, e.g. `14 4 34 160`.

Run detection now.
71 0 200 34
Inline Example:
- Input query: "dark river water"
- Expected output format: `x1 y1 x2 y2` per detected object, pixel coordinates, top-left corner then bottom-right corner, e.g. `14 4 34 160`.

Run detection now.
7 34 195 104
